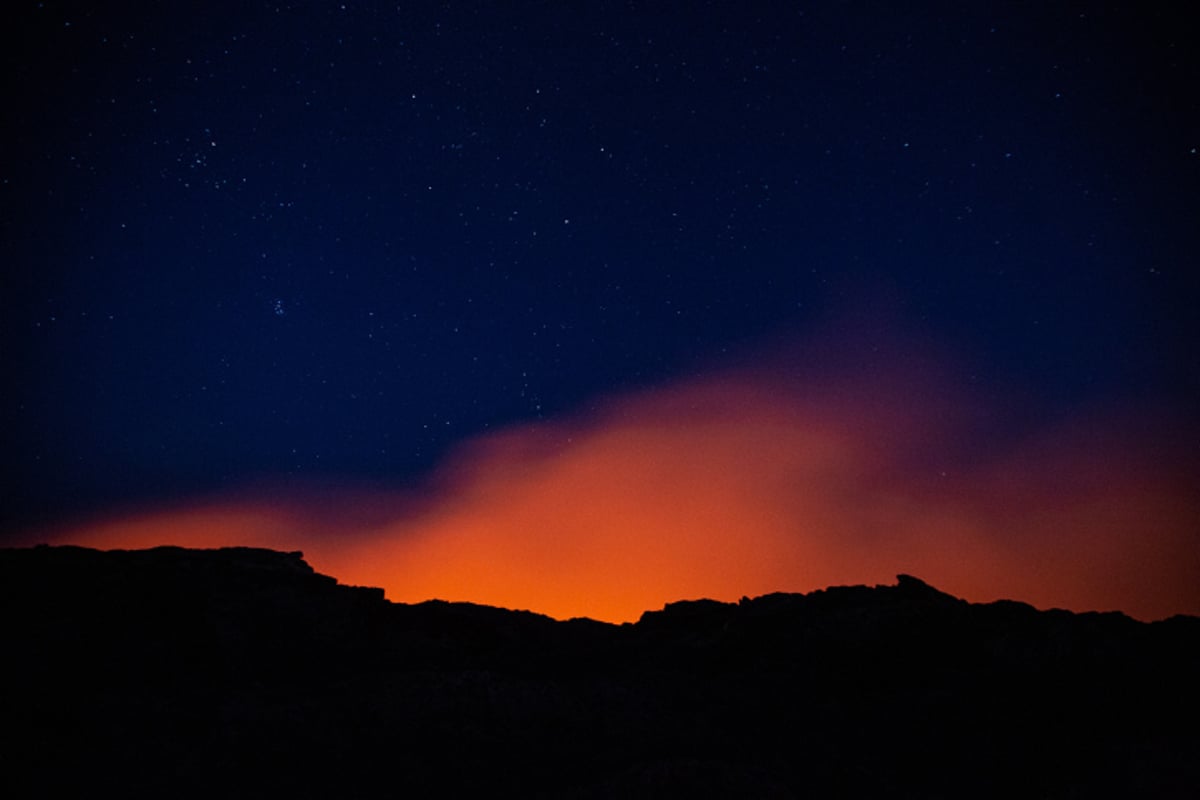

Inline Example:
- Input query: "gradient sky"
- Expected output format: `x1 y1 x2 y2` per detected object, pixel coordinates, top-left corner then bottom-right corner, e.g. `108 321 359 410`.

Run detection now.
3 3 1197 620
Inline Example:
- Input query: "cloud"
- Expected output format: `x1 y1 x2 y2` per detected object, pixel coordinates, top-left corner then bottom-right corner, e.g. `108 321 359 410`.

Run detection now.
32 318 1199 622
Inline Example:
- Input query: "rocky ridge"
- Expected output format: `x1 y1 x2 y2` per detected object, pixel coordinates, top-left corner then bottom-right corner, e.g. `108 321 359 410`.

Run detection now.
1 545 1196 798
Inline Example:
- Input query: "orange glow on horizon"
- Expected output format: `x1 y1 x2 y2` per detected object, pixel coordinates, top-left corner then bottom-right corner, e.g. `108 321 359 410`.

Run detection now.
24 333 1200 623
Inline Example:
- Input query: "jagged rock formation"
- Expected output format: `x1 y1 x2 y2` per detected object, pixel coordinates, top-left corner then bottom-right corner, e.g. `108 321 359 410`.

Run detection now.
2 545 1197 798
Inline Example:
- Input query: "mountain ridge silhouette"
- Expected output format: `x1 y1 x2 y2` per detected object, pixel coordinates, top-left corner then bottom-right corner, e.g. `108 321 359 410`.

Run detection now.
2 544 1196 798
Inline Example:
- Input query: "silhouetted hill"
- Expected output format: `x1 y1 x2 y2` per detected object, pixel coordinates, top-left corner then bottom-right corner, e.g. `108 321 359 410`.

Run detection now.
1 545 1196 798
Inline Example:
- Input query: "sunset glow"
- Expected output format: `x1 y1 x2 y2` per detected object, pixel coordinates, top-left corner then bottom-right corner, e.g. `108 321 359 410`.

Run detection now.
30 337 1198 623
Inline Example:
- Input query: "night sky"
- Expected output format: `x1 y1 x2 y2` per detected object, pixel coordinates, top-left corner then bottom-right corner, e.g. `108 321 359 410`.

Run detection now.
4 2 1197 620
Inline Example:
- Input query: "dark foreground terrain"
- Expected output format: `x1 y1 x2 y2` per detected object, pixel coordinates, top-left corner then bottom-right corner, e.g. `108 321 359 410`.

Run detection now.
2 545 1197 798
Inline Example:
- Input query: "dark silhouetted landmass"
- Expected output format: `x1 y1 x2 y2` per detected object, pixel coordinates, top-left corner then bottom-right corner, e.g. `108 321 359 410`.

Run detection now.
2 545 1197 798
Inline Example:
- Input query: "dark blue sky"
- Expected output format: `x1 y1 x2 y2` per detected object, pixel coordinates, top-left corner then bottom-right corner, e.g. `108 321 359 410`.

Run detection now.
3 2 1196 536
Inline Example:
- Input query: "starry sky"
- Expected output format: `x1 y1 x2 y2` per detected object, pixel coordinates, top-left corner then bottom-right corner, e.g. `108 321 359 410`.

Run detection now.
3 3 1197 619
